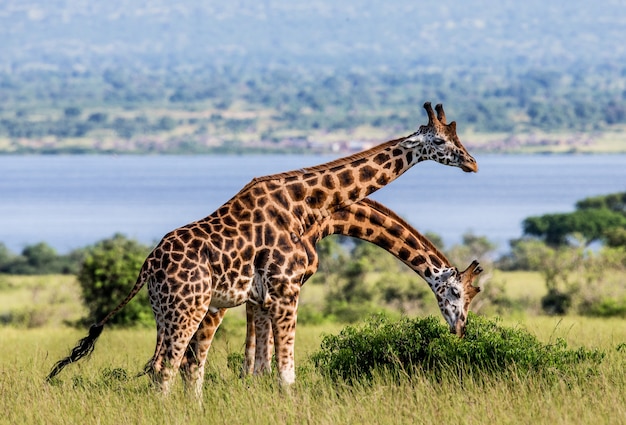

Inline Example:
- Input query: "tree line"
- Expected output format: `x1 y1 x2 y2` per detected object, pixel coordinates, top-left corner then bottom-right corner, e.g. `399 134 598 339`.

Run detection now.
1 192 625 322
1 63 626 153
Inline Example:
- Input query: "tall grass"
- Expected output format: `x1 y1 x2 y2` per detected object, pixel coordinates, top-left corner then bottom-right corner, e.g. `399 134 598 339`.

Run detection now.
2 317 625 425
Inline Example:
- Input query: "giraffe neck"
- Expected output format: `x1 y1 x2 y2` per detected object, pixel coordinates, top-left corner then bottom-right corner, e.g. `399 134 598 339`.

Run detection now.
249 135 427 217
313 198 455 288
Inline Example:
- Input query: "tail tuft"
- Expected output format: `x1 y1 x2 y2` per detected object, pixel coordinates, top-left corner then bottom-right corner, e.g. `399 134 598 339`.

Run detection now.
88 323 104 339
46 323 105 382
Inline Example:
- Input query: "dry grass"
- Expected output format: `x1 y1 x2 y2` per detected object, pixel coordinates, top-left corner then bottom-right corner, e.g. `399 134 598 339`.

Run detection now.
1 273 625 424
1 317 625 425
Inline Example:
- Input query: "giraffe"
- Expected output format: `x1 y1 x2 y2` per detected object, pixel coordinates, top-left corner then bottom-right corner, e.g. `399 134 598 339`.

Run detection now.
244 198 483 376
47 102 478 396
183 198 483 380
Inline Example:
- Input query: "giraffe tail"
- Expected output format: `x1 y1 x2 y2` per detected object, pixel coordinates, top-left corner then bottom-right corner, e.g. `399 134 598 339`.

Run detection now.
46 323 104 381
46 264 150 382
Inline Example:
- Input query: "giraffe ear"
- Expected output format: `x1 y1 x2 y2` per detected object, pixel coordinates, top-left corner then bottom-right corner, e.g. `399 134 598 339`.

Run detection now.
467 284 481 302
399 133 424 148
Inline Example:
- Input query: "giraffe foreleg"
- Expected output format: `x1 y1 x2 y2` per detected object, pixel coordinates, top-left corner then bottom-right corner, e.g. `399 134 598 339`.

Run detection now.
245 242 318 378
268 285 300 385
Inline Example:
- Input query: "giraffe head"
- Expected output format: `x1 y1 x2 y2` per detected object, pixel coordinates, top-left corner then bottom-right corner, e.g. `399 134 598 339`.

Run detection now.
431 260 482 337
401 102 478 173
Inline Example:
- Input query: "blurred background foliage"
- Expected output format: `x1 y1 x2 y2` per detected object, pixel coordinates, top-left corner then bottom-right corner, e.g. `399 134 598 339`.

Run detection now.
3 192 624 327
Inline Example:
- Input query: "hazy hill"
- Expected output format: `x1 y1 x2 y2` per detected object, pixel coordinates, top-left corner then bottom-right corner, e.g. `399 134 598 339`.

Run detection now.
1 1 625 154
2 0 625 72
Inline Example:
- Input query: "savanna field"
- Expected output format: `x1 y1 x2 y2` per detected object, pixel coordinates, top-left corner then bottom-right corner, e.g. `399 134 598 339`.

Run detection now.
4 2 626 424
1 273 625 425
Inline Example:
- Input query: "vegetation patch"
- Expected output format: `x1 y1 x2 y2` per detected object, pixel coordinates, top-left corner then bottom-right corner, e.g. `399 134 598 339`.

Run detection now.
310 313 605 383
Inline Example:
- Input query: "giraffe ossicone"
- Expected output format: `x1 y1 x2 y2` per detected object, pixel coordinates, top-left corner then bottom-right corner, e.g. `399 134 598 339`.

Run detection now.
47 102 478 395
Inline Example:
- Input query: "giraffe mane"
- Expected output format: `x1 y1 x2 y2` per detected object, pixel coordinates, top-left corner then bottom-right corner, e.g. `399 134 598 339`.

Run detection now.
359 198 453 268
246 138 403 188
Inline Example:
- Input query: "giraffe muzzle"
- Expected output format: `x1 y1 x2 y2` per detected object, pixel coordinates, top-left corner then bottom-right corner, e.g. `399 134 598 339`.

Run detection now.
460 157 478 173
453 320 467 338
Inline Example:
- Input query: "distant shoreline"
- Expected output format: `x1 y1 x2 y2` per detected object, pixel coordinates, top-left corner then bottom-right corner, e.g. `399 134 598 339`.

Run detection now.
1 136 623 156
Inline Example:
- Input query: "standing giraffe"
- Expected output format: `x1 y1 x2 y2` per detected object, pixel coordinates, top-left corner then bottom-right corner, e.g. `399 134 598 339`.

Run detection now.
180 198 482 383
179 203 483 396
47 102 478 395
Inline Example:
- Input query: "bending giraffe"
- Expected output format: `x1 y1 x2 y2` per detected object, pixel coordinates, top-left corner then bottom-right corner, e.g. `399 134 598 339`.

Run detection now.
182 198 482 381
244 198 482 376
47 102 478 395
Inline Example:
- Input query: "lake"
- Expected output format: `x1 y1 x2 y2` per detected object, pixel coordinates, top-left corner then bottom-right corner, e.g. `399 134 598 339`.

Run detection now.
1 154 625 255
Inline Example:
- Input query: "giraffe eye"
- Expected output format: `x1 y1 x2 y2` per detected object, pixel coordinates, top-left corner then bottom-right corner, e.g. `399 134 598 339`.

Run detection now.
433 138 446 146
450 287 460 298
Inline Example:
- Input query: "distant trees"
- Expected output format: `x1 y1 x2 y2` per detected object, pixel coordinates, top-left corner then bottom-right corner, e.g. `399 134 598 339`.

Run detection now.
0 242 83 275
2 64 626 153
0 235 153 327
510 192 626 316
522 192 626 247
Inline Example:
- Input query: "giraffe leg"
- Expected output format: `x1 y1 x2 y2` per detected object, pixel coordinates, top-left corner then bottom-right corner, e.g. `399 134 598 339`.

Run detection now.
148 277 212 395
246 240 316 378
250 303 274 376
146 281 167 386
144 289 164 376
269 285 300 385
243 302 256 376
180 307 226 399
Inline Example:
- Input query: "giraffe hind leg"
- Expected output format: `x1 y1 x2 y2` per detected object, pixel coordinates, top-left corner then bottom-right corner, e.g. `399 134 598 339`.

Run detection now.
248 303 274 376
180 307 226 399
143 281 164 381
148 275 212 395
243 302 256 377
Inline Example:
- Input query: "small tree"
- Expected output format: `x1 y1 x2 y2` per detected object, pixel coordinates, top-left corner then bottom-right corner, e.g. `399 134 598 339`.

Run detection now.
523 193 626 247
77 234 152 326
446 232 496 267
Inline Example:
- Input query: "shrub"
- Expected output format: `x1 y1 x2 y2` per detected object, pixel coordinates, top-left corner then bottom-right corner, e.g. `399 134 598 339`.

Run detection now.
580 297 626 318
77 234 152 327
297 304 328 325
0 306 54 328
541 288 572 315
310 313 604 383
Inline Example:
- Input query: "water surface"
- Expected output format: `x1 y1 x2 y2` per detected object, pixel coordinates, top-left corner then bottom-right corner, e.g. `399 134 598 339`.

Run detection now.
1 154 624 254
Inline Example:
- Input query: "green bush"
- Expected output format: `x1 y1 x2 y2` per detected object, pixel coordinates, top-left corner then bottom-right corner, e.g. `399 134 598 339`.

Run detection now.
541 288 572 315
580 297 626 318
297 304 328 325
77 234 152 327
0 306 53 328
310 313 604 383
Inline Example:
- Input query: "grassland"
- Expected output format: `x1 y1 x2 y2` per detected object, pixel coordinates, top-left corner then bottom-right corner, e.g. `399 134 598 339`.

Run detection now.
1 274 625 425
